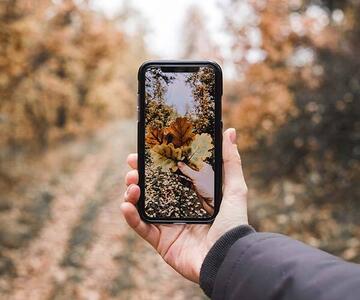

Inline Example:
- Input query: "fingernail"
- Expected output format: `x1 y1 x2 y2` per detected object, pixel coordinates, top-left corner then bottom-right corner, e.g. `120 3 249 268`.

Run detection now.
129 184 136 192
229 128 237 144
125 184 134 198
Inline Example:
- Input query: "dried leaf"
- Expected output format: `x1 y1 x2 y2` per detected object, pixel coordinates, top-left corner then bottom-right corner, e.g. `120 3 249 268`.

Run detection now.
150 143 183 172
188 133 213 170
146 126 165 146
165 117 195 148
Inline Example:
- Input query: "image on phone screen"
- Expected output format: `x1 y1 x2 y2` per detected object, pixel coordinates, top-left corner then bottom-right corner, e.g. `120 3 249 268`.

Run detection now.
144 66 216 220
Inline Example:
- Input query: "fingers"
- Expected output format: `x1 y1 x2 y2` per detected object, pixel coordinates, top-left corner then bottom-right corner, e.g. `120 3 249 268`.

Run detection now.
123 152 159 250
200 198 215 215
127 153 138 169
202 163 214 174
120 202 159 248
222 128 247 196
124 184 140 205
178 162 198 180
125 170 138 186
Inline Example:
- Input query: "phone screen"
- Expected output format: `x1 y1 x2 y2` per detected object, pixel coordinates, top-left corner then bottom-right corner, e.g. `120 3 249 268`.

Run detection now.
143 65 217 220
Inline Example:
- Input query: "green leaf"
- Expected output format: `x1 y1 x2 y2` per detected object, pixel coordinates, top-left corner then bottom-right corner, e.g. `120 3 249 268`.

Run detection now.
188 133 213 170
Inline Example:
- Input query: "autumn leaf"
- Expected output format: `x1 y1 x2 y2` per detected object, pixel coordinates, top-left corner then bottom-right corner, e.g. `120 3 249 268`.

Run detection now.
165 117 195 148
150 143 184 172
180 145 192 158
147 118 213 172
188 133 213 170
146 126 166 146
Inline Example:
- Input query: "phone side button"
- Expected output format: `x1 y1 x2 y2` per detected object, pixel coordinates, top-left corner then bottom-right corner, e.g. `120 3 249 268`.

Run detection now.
137 95 140 121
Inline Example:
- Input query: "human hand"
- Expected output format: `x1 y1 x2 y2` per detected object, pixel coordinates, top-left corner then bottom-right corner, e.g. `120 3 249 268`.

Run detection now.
121 128 248 283
177 162 214 214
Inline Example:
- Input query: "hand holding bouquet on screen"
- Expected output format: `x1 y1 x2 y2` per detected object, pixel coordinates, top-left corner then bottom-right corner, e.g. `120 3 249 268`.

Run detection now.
146 117 213 173
146 117 215 214
121 128 249 283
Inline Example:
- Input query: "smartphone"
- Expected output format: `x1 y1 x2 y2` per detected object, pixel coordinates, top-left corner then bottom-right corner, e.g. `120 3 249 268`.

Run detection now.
137 61 222 223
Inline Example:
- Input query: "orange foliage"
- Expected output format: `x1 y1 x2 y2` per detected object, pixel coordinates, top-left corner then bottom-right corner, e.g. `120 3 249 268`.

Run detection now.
0 0 142 150
223 1 299 150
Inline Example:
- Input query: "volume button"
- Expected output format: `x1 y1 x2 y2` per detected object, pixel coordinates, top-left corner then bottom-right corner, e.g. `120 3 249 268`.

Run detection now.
137 95 140 121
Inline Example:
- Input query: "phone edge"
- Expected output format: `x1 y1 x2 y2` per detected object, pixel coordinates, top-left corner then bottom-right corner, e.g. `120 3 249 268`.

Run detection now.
137 60 223 224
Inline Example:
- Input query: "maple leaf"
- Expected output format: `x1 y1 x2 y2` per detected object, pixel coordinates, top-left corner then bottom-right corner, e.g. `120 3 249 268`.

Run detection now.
150 143 184 172
146 126 165 146
165 117 195 148
188 133 213 170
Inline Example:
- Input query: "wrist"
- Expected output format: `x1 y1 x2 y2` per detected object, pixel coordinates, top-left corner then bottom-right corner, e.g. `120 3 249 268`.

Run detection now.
199 225 256 297
192 241 212 284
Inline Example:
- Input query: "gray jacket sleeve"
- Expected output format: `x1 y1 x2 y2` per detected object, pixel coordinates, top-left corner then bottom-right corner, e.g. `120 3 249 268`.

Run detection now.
200 225 360 300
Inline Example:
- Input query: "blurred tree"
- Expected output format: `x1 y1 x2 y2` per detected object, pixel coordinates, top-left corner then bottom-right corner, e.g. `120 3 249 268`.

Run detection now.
145 68 176 128
180 5 221 61
223 0 359 205
0 0 145 151
186 67 215 135
223 0 299 148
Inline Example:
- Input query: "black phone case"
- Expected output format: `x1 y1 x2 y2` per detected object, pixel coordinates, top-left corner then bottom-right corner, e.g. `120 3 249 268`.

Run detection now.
137 60 223 224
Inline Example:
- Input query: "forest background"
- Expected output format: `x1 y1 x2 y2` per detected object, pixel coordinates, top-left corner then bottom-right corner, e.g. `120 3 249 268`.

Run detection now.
0 0 359 299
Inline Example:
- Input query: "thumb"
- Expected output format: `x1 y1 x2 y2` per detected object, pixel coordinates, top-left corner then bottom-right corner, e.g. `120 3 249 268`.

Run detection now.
178 162 198 180
222 128 247 196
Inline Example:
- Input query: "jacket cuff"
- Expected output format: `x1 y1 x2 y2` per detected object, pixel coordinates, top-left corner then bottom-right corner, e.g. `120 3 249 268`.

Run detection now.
199 224 256 297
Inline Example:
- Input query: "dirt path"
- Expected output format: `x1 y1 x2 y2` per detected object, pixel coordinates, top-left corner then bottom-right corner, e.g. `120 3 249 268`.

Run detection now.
2 120 204 300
